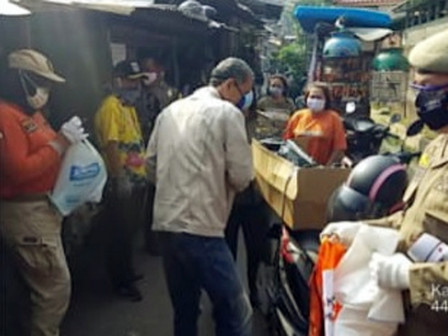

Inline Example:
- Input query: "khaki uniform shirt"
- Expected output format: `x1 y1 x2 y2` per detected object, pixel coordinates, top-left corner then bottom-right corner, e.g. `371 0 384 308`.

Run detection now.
257 95 296 114
255 96 296 139
368 134 448 335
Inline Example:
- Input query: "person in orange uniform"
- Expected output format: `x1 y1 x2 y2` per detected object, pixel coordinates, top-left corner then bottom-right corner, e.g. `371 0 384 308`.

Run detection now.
283 83 347 166
0 49 87 336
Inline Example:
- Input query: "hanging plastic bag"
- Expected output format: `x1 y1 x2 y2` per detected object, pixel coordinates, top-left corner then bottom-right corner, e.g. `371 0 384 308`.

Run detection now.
50 140 107 216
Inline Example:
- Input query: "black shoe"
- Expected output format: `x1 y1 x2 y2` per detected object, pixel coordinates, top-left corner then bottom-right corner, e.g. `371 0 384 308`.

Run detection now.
115 284 143 302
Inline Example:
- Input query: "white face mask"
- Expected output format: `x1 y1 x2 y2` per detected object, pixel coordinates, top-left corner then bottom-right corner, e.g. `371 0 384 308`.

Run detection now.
26 87 50 110
269 86 283 97
307 98 325 112
142 72 158 86
19 71 51 110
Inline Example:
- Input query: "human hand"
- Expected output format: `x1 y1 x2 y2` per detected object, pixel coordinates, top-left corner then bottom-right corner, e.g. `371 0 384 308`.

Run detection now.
370 252 412 290
60 116 88 144
320 221 363 245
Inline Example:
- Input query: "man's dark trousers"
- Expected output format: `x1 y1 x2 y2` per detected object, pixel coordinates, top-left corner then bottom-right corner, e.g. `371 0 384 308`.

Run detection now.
105 186 145 288
160 232 252 336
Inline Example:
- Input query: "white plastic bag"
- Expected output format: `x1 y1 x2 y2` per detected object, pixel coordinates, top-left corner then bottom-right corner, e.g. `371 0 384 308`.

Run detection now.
333 225 405 336
50 140 107 216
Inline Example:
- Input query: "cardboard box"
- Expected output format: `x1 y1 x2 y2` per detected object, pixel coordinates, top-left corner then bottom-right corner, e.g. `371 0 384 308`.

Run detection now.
252 140 350 230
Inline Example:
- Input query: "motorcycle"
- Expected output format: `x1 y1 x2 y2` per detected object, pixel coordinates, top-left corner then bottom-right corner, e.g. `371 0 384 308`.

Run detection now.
257 223 318 336
342 102 403 166
256 120 424 336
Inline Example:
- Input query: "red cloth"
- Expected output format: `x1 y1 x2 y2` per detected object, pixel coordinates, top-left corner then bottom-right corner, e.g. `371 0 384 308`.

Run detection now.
0 101 61 199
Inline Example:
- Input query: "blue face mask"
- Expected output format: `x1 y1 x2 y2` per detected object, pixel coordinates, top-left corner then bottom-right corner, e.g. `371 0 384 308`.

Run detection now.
236 91 254 111
115 87 141 105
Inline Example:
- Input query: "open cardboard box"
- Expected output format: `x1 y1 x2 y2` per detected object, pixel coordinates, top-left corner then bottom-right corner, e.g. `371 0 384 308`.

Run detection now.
252 139 350 230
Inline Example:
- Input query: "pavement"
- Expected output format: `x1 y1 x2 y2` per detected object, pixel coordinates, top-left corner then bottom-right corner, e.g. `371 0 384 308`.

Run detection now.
60 232 270 336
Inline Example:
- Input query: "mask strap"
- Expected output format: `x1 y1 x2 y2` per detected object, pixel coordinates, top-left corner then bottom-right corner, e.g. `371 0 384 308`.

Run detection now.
410 82 448 92
18 70 36 98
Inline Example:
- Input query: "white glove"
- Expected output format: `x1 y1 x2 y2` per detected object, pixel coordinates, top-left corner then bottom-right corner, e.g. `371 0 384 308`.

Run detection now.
370 252 411 290
61 116 88 144
320 221 363 246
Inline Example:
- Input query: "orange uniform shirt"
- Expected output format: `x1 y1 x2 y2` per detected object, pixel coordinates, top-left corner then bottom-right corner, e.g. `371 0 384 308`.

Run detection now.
0 101 61 199
284 109 347 165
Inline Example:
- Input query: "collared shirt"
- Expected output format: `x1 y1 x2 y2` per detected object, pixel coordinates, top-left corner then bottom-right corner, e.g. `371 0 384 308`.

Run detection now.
94 95 146 185
366 134 448 333
257 95 296 114
146 86 253 237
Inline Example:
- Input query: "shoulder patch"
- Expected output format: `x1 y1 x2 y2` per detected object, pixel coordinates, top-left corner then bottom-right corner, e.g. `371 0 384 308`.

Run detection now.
21 119 38 133
418 152 431 168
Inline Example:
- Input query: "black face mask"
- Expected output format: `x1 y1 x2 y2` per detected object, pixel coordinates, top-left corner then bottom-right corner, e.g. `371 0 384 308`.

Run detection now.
415 87 448 130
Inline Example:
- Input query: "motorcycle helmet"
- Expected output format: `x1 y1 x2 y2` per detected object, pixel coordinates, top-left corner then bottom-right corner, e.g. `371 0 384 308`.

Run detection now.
327 155 407 222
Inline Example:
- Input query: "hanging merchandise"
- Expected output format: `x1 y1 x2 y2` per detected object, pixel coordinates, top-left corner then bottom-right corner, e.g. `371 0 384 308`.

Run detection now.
323 31 362 59
373 48 409 71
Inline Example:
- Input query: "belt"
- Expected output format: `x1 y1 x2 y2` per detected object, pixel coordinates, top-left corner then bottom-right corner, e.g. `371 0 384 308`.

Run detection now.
1 193 49 203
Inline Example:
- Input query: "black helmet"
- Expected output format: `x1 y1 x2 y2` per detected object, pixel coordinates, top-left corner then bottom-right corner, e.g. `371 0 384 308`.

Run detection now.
327 155 408 222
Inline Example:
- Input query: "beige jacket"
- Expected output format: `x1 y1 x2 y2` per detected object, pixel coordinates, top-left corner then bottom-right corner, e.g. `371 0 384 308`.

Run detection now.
146 87 253 237
368 134 448 335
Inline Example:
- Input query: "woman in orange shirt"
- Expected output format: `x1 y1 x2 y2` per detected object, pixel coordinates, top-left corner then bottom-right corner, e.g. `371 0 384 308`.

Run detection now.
284 83 347 166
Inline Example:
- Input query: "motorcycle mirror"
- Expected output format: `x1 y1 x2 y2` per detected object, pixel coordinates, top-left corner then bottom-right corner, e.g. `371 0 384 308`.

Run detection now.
346 101 356 114
406 119 425 137
390 113 401 124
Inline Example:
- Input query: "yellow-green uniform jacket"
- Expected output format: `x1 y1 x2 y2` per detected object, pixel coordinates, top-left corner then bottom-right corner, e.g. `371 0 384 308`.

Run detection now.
367 134 448 335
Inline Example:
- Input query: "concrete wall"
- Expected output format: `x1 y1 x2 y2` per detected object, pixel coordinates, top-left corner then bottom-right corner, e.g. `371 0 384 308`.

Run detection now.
403 17 448 54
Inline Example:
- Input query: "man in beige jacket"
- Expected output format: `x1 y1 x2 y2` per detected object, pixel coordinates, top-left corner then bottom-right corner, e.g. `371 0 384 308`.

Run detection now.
146 57 254 336
322 30 448 335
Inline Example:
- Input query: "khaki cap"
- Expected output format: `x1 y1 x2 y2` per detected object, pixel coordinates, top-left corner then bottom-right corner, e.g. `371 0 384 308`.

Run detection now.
8 49 65 82
409 29 448 74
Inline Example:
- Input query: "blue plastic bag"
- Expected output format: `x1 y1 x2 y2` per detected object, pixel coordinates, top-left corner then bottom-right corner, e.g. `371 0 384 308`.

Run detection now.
50 140 107 216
